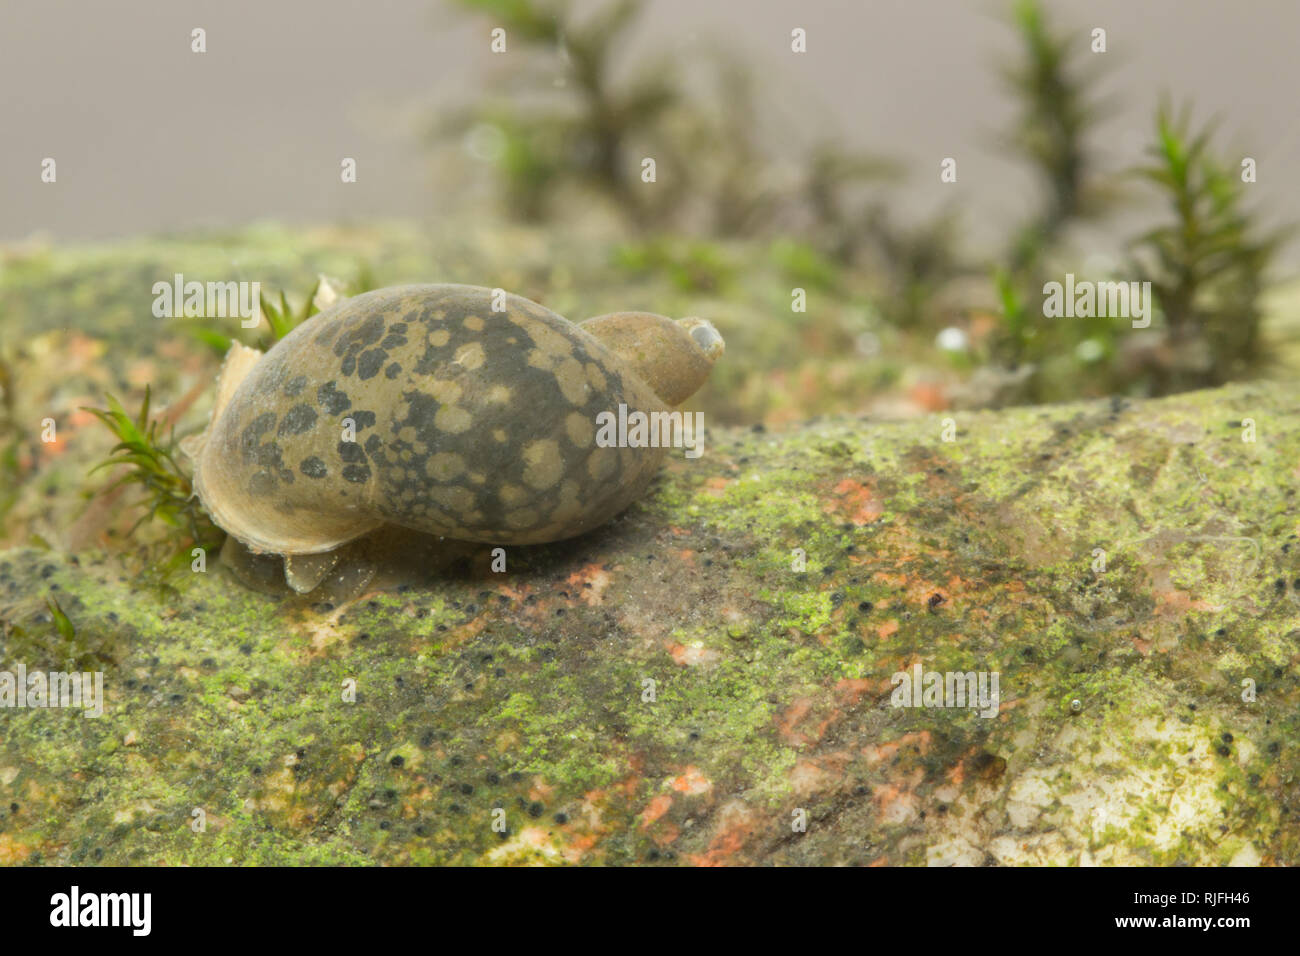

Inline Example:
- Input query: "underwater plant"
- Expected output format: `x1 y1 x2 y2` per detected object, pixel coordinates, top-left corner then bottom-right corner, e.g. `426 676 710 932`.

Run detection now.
983 0 1114 400
999 0 1112 276
83 387 224 562
798 143 903 265
611 237 735 293
433 0 1294 409
0 350 23 526
445 0 679 224
860 202 967 332
189 270 373 356
1127 103 1293 392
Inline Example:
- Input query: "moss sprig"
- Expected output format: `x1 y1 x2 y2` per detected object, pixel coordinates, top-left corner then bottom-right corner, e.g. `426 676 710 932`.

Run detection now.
1000 0 1111 274
83 386 223 552
1128 104 1294 389
0 350 23 526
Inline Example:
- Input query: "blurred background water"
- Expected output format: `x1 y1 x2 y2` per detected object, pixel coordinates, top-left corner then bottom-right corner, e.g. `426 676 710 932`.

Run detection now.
2 0 1297 440
3 0 1298 265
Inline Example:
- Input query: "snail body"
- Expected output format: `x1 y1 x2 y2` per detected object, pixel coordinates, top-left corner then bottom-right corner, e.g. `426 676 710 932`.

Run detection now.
186 284 723 590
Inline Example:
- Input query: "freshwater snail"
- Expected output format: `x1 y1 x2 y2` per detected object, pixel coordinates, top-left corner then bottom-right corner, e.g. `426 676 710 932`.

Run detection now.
184 284 724 592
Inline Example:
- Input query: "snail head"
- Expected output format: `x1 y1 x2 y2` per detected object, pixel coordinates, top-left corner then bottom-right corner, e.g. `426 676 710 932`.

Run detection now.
579 311 725 407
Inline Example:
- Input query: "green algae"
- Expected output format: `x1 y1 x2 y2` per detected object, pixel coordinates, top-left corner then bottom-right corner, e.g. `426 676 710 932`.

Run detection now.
2 229 1299 864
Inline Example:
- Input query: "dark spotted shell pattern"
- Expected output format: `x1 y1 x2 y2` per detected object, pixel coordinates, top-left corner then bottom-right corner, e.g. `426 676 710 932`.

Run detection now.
193 285 677 554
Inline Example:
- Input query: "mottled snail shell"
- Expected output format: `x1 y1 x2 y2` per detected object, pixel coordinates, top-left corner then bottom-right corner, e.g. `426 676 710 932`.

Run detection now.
188 284 723 573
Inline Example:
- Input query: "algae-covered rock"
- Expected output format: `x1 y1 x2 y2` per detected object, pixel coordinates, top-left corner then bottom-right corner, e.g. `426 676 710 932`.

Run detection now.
1 377 1297 865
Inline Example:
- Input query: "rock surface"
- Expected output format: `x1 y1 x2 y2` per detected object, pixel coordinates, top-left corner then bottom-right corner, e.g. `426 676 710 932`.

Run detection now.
1 226 1298 865
2 377 1298 865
